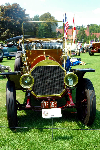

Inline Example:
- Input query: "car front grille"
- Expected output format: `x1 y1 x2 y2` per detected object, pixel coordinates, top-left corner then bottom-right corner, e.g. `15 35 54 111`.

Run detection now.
31 66 65 96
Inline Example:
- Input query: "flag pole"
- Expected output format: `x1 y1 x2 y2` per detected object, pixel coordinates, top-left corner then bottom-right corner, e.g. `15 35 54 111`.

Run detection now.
63 14 65 52
64 13 67 55
64 13 69 56
63 13 69 69
73 14 76 56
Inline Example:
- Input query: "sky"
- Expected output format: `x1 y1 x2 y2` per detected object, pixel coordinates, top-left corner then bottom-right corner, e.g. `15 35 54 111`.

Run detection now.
1 0 100 27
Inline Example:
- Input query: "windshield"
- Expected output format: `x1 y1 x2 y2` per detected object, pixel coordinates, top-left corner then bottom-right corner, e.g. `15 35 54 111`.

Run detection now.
22 21 63 50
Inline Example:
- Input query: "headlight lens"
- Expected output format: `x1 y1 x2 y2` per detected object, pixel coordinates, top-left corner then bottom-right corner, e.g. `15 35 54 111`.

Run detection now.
20 74 34 88
64 73 78 87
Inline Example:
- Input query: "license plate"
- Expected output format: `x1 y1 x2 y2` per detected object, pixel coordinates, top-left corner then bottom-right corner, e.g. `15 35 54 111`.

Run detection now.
41 101 57 108
42 108 62 118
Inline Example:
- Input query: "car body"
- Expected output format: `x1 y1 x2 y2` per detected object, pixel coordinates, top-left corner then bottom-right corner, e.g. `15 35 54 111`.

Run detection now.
66 43 78 54
2 45 18 59
84 43 91 52
0 21 96 128
89 42 100 55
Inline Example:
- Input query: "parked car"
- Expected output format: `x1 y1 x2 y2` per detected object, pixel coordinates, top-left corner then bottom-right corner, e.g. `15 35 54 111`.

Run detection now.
89 42 100 56
2 45 18 60
0 21 96 128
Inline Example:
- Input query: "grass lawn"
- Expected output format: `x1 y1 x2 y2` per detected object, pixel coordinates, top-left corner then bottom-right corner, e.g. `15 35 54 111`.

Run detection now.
0 53 100 149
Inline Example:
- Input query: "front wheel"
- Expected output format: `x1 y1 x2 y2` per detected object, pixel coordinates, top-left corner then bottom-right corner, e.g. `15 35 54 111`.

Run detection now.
76 78 96 125
6 81 17 128
89 49 94 56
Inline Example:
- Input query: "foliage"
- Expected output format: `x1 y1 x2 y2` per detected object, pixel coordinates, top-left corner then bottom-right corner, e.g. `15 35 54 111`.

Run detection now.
89 24 100 33
0 4 58 40
23 13 58 38
0 3 29 41
77 27 87 42
29 15 40 37
58 25 72 29
38 12 58 38
1 3 100 42
58 26 63 29
58 33 63 38
76 24 100 43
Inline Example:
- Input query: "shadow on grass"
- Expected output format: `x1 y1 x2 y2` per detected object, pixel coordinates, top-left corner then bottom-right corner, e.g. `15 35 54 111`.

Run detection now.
7 58 15 60
90 54 100 56
10 107 100 141
73 109 100 130
0 76 6 79
14 108 100 132
16 95 78 131
0 60 8 63
54 135 73 141
11 94 100 135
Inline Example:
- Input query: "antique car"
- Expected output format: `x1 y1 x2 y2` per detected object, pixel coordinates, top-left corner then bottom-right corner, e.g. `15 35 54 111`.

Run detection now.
0 21 96 128
3 36 23 60
2 45 18 60
0 42 18 61
89 42 100 55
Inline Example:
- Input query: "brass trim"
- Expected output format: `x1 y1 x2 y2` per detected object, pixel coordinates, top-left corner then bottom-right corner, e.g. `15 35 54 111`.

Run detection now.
30 59 66 98
28 21 63 23
20 74 34 89
30 59 66 74
31 89 66 98
64 73 78 87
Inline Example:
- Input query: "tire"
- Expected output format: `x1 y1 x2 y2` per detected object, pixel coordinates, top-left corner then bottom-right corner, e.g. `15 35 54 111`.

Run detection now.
6 81 17 128
0 49 3 62
89 51 94 56
89 49 94 56
7 56 12 60
76 78 96 126
14 52 22 71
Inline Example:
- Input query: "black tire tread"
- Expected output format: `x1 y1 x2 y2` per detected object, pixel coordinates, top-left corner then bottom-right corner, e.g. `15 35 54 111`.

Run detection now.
76 78 96 126
6 81 17 128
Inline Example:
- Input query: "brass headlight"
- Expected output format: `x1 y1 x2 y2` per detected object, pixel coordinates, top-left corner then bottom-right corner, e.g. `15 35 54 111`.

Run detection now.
64 73 78 87
20 74 34 88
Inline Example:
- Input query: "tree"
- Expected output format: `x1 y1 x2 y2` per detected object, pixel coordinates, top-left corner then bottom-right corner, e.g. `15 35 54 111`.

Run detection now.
38 12 58 38
0 3 29 41
89 24 100 34
77 27 87 42
23 15 40 37
31 15 39 37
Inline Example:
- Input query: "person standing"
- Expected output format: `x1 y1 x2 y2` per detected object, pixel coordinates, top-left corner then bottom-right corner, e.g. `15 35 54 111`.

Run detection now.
77 41 81 56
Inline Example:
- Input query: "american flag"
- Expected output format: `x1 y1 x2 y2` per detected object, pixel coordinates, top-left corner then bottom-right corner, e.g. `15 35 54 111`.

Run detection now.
63 13 69 39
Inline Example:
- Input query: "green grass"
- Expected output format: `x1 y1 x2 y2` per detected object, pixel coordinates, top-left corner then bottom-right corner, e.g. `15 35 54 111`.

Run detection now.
0 53 100 149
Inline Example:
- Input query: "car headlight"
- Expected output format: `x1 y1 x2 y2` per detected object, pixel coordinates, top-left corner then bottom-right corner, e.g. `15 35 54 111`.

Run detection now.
20 74 34 88
64 73 78 87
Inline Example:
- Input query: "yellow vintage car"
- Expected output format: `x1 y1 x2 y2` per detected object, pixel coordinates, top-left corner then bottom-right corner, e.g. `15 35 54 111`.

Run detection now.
0 21 96 128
